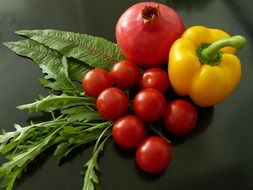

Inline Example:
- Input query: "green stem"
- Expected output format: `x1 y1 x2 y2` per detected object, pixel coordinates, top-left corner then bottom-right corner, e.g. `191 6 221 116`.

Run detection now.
148 124 171 144
201 35 246 61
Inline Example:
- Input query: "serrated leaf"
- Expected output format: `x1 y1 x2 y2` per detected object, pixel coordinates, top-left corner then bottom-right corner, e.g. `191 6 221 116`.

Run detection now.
54 142 69 159
68 112 103 122
0 129 56 173
40 56 79 93
61 106 103 122
0 169 21 190
61 106 92 115
15 29 124 71
82 127 111 190
54 122 111 162
3 40 91 91
0 141 18 155
2 29 122 190
82 137 108 190
17 94 95 113
0 125 31 153
0 126 61 190
67 58 91 81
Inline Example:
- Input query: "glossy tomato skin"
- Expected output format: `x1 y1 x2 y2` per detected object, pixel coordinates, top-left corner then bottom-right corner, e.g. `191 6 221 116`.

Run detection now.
82 68 112 98
97 87 129 120
164 100 197 135
116 2 184 67
112 115 146 149
111 60 140 90
140 68 170 93
134 88 166 122
136 136 172 174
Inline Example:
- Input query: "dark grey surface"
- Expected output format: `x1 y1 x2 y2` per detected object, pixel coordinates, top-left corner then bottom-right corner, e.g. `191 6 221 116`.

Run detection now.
0 0 253 189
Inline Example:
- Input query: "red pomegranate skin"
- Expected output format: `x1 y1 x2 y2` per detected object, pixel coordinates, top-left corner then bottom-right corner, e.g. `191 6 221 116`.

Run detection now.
115 2 185 67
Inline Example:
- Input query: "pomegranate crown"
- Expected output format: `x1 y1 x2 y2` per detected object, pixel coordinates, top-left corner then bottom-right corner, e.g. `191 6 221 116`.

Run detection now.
141 4 160 24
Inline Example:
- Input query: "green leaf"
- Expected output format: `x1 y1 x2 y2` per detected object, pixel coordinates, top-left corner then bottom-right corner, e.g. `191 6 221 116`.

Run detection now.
82 127 111 190
0 126 62 190
17 94 95 113
54 142 70 159
2 29 123 190
68 112 103 122
68 58 92 82
15 29 124 70
54 122 112 163
0 127 59 172
61 106 92 115
61 106 104 122
39 56 80 93
3 40 91 91
0 169 22 190
0 125 32 153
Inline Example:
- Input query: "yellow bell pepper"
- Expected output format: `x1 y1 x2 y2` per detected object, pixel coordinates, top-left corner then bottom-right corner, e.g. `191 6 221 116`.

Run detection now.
168 26 246 107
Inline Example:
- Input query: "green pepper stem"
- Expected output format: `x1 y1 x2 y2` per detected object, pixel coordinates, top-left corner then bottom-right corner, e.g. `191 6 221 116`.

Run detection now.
201 35 246 60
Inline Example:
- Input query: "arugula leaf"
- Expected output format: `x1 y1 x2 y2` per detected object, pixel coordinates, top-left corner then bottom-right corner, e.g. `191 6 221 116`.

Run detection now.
1 29 125 190
0 128 57 173
0 124 32 154
0 117 66 156
15 29 125 70
61 106 103 122
54 121 112 162
17 94 96 113
40 56 80 93
0 166 23 190
3 40 91 90
67 112 103 122
82 127 111 190
0 125 62 190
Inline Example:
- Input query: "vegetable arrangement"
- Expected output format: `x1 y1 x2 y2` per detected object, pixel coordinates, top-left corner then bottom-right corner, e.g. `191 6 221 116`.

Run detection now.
0 1 246 190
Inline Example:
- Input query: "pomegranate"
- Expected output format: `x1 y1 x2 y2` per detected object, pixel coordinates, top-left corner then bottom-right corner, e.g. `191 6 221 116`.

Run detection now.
115 2 185 67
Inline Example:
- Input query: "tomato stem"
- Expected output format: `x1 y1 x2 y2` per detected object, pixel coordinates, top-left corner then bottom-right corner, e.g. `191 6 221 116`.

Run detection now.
148 124 171 144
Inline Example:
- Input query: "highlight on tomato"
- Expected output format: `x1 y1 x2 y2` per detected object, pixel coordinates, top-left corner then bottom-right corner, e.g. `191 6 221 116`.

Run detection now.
140 68 170 93
96 87 129 120
110 60 140 90
112 115 146 149
163 99 197 136
136 136 172 174
82 68 112 98
134 88 166 122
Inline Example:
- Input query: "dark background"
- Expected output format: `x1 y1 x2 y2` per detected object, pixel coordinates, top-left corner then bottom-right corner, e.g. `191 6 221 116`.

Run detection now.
0 0 253 189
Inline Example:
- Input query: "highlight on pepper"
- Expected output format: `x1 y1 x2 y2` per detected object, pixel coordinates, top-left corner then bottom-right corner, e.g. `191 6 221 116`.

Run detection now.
168 25 246 107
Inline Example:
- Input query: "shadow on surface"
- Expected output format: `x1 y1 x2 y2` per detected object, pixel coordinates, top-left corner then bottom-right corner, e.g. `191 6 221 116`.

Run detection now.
173 164 250 190
134 163 164 182
162 86 214 145
163 105 214 145
113 142 135 159
15 146 55 190
26 112 53 123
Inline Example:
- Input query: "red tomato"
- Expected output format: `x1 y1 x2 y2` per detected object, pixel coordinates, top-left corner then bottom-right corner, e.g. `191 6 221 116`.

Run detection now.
111 60 140 90
97 87 129 120
134 88 166 122
164 100 197 135
82 68 112 98
136 136 172 174
112 115 146 149
140 68 170 93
